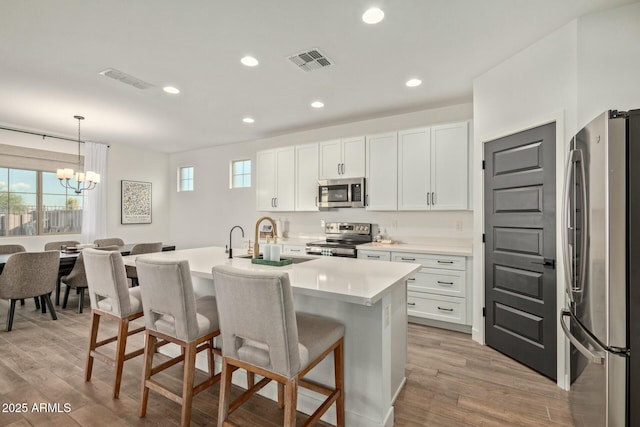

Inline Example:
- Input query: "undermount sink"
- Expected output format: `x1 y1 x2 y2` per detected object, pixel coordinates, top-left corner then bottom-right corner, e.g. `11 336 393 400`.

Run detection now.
234 254 314 264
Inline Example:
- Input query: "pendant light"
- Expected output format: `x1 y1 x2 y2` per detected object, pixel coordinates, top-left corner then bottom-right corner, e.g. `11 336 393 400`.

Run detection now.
56 115 100 194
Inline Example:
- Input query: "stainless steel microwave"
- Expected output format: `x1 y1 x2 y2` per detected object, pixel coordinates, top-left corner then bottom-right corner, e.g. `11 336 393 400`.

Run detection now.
318 178 365 209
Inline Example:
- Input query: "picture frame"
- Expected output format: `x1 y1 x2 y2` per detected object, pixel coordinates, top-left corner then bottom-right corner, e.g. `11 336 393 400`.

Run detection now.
121 180 152 224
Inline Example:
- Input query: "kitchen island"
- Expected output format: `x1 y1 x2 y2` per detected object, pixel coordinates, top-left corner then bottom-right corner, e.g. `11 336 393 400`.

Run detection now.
124 246 421 427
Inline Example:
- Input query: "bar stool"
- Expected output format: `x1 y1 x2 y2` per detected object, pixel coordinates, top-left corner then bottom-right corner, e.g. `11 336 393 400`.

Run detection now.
82 248 145 399
212 265 345 427
136 258 220 427
125 242 163 286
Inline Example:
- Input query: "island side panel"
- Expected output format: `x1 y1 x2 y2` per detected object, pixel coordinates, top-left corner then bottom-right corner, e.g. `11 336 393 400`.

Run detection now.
385 279 408 407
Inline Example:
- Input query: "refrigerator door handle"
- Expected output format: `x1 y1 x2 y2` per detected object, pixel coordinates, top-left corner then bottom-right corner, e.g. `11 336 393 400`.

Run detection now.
560 310 605 365
562 147 578 300
575 150 589 295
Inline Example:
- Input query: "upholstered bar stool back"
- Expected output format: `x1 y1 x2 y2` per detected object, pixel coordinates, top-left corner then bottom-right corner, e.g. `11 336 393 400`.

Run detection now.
93 237 125 247
125 242 163 287
212 265 345 427
82 248 145 398
136 258 221 426
0 251 60 331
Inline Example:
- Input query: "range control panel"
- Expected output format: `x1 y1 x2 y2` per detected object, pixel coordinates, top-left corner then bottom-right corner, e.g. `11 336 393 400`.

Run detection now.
325 222 371 235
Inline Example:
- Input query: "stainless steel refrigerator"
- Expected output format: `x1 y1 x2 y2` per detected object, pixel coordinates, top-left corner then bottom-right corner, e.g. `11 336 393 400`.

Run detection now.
560 109 640 426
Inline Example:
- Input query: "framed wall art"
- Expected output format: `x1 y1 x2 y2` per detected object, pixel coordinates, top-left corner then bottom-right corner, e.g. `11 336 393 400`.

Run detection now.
121 180 152 224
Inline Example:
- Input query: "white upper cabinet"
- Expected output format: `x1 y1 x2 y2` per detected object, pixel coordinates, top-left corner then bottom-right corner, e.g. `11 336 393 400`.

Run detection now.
398 127 431 210
256 146 295 211
430 122 469 210
319 136 365 179
398 122 469 211
366 132 398 211
295 143 319 211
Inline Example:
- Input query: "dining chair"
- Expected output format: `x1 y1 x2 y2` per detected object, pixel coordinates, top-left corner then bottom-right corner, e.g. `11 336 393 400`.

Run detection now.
44 240 80 305
211 265 345 427
82 248 145 398
61 246 119 313
0 251 60 331
125 242 163 286
136 258 220 426
93 237 125 247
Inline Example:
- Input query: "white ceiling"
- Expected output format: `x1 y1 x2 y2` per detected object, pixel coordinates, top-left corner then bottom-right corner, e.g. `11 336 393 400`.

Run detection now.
0 0 633 153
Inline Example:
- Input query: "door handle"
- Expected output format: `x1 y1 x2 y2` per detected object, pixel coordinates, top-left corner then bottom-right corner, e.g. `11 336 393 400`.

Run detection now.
560 310 605 364
315 196 318 207
432 192 436 205
532 258 556 269
271 198 275 208
341 163 345 175
275 197 278 207
427 193 430 205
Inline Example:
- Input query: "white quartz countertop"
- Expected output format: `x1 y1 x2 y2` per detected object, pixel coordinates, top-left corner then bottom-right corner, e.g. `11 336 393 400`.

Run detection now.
124 246 421 306
358 239 473 257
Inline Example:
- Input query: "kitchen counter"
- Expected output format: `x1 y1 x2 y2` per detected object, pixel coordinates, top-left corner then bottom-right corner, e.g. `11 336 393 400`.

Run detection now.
124 246 420 426
359 238 473 257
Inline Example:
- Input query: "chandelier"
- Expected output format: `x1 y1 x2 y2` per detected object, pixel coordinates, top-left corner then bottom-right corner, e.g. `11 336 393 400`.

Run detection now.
56 115 100 194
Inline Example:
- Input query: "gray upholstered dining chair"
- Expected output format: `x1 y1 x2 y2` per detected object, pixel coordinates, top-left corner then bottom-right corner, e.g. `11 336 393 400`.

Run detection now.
44 240 80 305
44 240 80 251
0 251 60 331
93 237 125 247
125 242 163 286
136 258 220 427
61 246 119 313
0 244 36 308
82 248 145 399
211 265 345 427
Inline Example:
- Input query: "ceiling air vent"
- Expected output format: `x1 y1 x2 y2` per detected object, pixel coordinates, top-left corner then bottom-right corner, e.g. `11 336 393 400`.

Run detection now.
99 68 155 90
287 48 333 72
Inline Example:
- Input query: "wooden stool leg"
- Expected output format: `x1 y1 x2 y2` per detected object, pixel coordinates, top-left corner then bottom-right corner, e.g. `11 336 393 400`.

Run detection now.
217 358 233 427
181 342 197 427
112 318 130 398
277 382 285 409
335 339 345 427
207 338 215 376
85 311 100 381
248 372 255 389
139 332 156 417
283 378 298 427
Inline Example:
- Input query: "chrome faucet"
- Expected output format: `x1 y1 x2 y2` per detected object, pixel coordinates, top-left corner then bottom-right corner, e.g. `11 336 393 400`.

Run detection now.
253 216 278 259
228 225 244 259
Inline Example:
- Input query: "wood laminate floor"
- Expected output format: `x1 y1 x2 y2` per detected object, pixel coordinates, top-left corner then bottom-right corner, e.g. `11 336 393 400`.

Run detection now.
0 299 572 426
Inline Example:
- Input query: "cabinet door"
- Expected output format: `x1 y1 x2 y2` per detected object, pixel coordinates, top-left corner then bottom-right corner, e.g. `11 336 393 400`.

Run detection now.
319 140 342 179
398 128 431 210
256 150 276 211
341 136 366 178
366 132 397 210
295 143 319 211
431 122 469 210
274 147 295 211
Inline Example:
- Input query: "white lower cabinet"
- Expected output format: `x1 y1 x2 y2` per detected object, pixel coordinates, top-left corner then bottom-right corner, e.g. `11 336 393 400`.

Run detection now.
283 244 305 254
406 293 466 324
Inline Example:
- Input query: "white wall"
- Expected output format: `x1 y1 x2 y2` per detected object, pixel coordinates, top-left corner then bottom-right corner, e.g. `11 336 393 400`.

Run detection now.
169 103 474 250
471 1 640 389
0 132 169 251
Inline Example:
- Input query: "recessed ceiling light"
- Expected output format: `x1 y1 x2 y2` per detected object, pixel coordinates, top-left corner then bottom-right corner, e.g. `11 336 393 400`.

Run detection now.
362 7 385 24
242 117 255 123
311 101 325 109
241 56 259 67
405 78 422 87
163 86 180 94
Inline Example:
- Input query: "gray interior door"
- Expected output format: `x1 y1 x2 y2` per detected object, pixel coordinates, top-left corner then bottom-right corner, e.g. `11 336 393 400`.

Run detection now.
484 122 557 380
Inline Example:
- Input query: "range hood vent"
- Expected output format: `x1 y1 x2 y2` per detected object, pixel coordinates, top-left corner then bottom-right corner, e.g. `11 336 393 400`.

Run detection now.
287 48 333 72
99 68 155 90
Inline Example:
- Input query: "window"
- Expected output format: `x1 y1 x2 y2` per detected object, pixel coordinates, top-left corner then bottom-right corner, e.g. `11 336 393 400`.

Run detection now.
230 159 251 189
0 167 83 236
178 166 194 192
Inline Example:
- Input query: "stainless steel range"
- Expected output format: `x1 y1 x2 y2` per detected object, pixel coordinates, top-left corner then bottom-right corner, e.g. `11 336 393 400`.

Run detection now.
305 222 374 258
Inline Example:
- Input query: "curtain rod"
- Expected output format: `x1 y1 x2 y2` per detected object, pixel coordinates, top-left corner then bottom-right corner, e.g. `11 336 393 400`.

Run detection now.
0 125 111 147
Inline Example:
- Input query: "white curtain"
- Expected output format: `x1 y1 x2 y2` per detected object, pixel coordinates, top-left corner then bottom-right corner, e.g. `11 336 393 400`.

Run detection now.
81 142 108 244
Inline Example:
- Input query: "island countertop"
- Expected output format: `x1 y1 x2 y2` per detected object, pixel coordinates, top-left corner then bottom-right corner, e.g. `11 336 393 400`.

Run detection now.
124 246 421 306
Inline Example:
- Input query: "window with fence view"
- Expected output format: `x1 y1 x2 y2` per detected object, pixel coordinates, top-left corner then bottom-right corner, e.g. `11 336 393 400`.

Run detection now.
0 167 83 236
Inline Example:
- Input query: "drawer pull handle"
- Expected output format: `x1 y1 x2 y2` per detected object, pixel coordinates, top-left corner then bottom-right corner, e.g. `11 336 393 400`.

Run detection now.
368 255 381 259
437 281 454 286
290 249 301 252
401 257 416 261
437 260 454 264
437 306 454 312
407 302 416 307
407 278 416 281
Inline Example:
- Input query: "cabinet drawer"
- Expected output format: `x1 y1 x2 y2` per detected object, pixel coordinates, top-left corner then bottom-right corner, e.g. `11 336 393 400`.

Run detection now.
407 292 466 325
392 252 465 271
407 268 466 297
357 250 391 261
283 245 305 254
